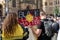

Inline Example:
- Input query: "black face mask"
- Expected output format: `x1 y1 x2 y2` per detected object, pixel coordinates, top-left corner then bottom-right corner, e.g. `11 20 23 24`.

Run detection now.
43 19 48 21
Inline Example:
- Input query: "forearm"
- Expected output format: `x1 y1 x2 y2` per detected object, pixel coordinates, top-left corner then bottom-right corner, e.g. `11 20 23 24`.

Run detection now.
31 27 42 37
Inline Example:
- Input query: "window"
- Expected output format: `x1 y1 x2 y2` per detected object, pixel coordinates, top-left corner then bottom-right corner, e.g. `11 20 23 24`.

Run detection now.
45 2 47 6
12 0 16 7
23 0 35 4
54 1 57 5
58 0 59 4
49 2 53 5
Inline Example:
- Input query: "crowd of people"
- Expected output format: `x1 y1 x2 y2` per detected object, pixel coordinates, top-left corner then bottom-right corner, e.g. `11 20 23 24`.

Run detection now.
1 10 60 40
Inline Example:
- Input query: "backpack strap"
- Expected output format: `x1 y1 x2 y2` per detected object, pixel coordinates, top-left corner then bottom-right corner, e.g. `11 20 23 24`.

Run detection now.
19 24 29 39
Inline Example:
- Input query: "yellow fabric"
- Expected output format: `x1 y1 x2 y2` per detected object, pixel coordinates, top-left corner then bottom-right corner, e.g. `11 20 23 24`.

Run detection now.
26 14 33 22
2 24 24 40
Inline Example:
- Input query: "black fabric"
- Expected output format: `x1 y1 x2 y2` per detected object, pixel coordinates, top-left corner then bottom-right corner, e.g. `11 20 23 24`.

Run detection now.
38 34 51 40
37 21 45 33
19 24 29 40
37 21 45 40
47 25 54 37
37 21 51 40
46 21 54 37
52 22 59 33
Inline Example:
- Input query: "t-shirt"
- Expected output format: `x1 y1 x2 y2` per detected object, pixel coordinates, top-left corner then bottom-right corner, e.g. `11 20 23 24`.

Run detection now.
37 21 45 40
2 24 24 40
37 21 51 40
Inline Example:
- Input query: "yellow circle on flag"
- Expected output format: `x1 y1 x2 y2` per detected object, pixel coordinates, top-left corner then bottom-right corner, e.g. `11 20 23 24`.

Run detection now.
26 14 33 22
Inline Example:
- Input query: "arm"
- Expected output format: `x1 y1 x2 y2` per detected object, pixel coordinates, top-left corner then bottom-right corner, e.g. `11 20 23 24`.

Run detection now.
31 26 42 37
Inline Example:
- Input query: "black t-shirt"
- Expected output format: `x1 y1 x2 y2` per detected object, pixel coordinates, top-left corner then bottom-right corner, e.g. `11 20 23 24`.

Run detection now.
37 21 45 40
37 21 51 40
38 21 45 33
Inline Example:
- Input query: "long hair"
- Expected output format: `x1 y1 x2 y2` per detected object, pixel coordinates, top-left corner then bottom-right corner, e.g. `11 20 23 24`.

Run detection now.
2 13 18 37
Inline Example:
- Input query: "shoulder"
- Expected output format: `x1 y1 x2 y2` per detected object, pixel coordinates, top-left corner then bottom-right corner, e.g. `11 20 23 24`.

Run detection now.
16 24 24 32
14 24 24 38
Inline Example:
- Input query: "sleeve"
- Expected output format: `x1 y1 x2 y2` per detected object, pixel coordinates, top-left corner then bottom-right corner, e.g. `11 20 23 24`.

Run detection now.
37 22 44 29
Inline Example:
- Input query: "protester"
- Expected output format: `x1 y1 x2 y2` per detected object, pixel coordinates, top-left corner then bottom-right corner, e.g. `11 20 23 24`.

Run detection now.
57 16 60 40
31 11 51 40
57 16 60 28
50 18 59 40
2 12 27 40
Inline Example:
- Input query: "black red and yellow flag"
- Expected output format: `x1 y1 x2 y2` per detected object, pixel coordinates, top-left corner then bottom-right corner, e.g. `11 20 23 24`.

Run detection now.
18 9 40 26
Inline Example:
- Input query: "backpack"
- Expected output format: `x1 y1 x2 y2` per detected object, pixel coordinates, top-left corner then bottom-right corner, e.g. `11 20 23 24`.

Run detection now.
44 21 54 37
52 22 59 33
45 21 59 37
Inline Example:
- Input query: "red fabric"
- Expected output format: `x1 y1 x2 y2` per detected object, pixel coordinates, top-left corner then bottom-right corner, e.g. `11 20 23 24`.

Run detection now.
24 21 29 26
18 16 41 27
32 16 40 25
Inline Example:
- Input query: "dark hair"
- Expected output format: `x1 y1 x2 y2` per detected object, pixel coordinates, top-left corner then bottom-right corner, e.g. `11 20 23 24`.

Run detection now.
26 5 31 10
50 14 54 17
40 11 46 16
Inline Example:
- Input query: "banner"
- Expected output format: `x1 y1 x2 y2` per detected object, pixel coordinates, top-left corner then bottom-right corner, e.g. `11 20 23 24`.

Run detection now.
18 9 40 26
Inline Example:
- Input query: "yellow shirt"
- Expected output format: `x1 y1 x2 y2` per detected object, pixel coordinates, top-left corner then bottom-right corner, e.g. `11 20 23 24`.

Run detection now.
2 24 24 40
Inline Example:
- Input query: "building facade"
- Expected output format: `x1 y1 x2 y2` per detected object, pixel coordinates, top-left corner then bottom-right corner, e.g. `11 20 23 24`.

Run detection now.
0 0 5 17
43 0 54 14
43 0 60 14
0 0 42 17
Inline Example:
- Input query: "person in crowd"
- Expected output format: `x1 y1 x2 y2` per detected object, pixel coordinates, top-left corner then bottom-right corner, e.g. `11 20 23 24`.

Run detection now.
57 15 60 40
25 5 36 40
2 13 27 40
57 16 60 28
53 18 59 32
31 11 50 40
51 18 59 40
40 11 46 20
49 14 54 20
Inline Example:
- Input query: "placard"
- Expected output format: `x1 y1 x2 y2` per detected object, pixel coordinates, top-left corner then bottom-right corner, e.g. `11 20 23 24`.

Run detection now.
18 9 40 26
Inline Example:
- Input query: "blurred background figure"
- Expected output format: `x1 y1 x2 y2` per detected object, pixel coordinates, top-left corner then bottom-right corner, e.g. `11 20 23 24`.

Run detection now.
40 11 46 20
57 16 60 28
2 13 24 40
51 17 59 40
57 16 60 40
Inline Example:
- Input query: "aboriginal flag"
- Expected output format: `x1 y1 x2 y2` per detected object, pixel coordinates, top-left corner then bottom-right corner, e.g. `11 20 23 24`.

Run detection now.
18 9 40 26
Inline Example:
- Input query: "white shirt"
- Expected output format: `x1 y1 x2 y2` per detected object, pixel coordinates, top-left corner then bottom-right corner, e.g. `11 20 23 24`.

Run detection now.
57 29 60 40
27 28 35 40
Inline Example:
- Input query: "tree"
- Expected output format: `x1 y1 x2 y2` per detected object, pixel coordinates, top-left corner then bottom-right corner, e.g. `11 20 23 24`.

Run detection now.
54 6 59 16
